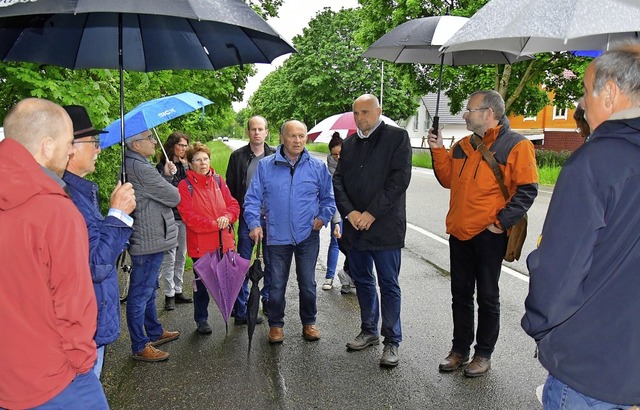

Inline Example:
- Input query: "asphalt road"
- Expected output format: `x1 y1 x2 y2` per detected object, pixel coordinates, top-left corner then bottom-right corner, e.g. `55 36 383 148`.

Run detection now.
101 140 549 409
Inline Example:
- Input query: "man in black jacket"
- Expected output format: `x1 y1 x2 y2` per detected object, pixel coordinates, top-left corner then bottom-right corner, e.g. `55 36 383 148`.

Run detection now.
226 115 274 323
333 94 412 367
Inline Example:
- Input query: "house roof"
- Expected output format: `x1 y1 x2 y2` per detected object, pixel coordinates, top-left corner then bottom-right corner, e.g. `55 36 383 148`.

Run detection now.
421 93 467 125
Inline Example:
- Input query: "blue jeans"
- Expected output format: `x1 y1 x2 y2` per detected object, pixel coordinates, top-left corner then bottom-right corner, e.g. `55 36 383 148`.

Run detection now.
543 374 636 409
449 230 506 357
325 221 342 280
347 247 402 345
192 260 209 324
267 230 320 328
234 215 271 318
31 371 108 409
126 253 164 353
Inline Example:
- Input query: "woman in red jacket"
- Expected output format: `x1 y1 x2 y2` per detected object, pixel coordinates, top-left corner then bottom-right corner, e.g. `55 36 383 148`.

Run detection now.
177 142 240 334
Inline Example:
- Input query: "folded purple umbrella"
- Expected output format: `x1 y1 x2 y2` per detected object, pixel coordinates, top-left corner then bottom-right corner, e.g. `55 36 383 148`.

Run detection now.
193 229 250 334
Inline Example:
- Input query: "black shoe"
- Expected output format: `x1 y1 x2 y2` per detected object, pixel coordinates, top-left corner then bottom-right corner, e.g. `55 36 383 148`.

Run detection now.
174 292 193 304
164 296 175 311
197 322 213 335
261 298 269 318
346 331 380 351
234 316 264 325
380 343 399 367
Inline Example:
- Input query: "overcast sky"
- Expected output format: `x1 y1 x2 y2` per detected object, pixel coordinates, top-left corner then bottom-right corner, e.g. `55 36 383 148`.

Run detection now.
232 0 360 111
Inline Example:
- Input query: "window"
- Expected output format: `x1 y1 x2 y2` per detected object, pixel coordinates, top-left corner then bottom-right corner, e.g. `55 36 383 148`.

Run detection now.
423 111 432 131
523 112 537 121
553 106 568 120
413 112 419 132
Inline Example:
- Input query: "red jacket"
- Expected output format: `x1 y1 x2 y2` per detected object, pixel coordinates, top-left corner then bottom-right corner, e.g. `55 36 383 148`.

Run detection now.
0 139 97 409
177 169 240 257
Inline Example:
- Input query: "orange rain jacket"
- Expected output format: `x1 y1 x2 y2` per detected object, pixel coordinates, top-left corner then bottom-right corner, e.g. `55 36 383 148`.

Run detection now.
431 117 538 241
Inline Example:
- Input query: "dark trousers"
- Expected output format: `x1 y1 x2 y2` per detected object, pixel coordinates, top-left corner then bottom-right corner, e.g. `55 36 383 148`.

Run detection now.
449 229 507 358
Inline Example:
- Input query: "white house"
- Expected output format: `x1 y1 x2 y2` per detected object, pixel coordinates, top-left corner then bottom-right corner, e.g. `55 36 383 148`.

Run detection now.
402 93 468 149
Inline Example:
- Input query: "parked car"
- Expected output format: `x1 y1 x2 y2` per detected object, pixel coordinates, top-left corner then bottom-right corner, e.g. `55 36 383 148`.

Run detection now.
222 136 229 142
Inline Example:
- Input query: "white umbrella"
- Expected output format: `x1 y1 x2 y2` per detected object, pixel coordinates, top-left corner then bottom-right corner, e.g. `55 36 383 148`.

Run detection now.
308 112 399 143
443 0 640 55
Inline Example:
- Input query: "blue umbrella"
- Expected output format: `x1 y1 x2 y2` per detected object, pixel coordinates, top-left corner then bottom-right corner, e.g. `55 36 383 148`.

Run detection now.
101 92 213 149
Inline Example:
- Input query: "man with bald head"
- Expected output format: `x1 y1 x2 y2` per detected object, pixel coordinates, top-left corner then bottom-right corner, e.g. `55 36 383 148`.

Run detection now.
522 42 640 408
244 120 335 344
333 94 412 367
0 98 108 408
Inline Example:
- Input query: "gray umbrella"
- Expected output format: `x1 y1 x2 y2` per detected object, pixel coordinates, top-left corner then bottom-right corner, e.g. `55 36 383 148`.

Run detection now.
443 0 640 55
0 0 295 180
363 15 528 131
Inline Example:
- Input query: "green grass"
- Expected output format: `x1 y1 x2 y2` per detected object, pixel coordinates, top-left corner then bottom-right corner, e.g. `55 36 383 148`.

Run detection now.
412 150 433 169
206 140 232 176
305 142 330 153
538 166 561 185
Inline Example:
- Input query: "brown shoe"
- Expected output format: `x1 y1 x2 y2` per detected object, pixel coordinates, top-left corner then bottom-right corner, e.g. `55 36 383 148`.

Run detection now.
150 330 180 347
464 356 491 377
438 351 470 372
268 327 284 344
132 342 169 362
302 324 320 341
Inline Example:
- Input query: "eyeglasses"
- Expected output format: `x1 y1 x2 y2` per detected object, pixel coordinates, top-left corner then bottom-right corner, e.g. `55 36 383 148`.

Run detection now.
464 107 490 114
73 139 100 149
177 144 189 148
191 157 210 163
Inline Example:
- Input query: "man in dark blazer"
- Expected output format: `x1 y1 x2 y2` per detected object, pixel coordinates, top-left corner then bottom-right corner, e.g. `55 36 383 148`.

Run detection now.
332 94 412 367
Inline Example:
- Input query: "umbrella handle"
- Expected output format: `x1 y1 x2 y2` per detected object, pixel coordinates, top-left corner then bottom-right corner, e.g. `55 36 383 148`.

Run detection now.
432 116 440 134
153 128 176 175
256 240 262 260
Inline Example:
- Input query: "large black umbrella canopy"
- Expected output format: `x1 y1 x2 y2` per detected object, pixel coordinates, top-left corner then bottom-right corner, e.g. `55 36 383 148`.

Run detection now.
0 0 295 179
363 15 528 131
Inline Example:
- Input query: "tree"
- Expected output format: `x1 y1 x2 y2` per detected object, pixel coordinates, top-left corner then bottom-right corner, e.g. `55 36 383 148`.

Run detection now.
355 0 590 115
248 7 419 129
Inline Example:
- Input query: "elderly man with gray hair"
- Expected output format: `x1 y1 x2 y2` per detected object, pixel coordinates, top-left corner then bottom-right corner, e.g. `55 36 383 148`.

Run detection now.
522 42 640 409
124 129 181 362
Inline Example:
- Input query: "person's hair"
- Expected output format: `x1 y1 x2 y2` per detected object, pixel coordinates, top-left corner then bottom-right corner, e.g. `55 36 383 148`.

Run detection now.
328 132 343 151
247 115 268 130
592 42 640 105
186 141 210 163
279 120 307 136
469 90 506 119
125 131 151 149
3 98 68 153
158 131 190 164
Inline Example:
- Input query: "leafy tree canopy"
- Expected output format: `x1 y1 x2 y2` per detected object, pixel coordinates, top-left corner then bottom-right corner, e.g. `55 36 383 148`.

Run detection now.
248 7 419 130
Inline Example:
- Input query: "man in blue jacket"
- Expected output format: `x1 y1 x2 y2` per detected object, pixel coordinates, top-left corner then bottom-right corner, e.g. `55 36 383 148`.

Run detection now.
333 94 412 368
244 120 335 344
522 43 640 408
62 105 136 378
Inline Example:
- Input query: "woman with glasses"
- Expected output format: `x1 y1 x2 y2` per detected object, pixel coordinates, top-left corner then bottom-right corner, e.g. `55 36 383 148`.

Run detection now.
155 131 193 310
177 142 240 335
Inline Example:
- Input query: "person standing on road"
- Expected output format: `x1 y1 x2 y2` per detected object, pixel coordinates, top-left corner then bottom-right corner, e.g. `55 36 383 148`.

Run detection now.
62 105 135 378
333 94 412 368
244 120 335 344
429 90 538 377
322 132 353 293
156 131 193 311
522 43 640 409
124 129 181 362
178 142 240 335
225 115 273 322
0 98 108 409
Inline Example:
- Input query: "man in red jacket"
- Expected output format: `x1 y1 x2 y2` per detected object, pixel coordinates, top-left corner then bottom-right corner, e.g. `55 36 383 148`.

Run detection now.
0 98 108 409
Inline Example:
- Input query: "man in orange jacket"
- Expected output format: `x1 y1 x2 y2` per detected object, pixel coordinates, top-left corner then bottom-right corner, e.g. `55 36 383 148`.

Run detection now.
428 90 538 377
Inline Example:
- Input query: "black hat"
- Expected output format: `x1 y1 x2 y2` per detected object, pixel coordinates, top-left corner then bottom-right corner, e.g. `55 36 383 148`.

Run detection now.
62 105 108 139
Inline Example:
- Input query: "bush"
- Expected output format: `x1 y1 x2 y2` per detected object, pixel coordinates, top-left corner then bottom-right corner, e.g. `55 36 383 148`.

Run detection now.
535 149 571 168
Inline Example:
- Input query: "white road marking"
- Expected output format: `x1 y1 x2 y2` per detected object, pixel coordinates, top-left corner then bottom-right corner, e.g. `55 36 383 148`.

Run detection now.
407 222 530 283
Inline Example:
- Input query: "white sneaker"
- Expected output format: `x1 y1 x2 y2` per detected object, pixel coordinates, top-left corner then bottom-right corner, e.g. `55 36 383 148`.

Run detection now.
322 278 333 290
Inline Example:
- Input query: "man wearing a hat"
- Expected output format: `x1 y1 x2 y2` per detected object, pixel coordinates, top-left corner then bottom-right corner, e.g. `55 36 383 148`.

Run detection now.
62 105 137 376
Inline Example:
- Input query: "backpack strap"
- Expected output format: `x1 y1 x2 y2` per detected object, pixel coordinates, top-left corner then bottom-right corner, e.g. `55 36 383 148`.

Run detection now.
185 174 221 197
471 134 510 201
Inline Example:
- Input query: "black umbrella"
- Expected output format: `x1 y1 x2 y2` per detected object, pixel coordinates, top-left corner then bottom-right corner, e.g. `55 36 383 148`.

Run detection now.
246 240 265 354
0 0 295 180
362 15 528 131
